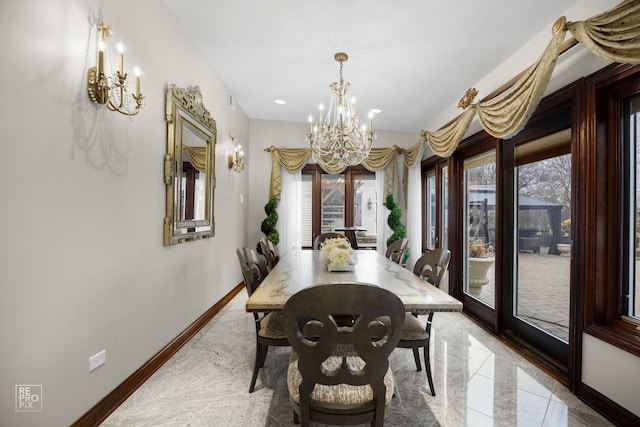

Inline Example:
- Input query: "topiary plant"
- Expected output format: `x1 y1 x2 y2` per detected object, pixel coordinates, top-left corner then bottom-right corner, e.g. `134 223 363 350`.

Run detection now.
260 195 280 247
384 194 409 262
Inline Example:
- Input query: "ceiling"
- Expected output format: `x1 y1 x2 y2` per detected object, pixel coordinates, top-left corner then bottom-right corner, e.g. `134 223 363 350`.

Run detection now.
162 0 578 133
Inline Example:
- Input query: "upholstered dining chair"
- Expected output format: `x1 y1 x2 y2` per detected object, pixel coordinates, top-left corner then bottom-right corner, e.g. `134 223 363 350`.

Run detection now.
283 283 405 427
259 237 280 271
385 238 409 266
312 232 345 250
236 247 289 393
396 248 451 396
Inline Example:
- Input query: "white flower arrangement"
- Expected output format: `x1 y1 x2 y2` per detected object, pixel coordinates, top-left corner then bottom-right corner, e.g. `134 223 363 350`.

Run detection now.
319 237 358 270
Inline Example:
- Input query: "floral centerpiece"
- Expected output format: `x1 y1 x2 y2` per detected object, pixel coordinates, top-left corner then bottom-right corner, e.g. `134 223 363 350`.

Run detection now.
319 237 358 272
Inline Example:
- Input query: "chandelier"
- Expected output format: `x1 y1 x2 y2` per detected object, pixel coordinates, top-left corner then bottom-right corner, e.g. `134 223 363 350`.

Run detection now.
307 52 376 169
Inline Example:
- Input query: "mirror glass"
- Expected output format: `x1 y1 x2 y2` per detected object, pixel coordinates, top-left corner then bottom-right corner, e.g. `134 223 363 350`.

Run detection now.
164 85 216 246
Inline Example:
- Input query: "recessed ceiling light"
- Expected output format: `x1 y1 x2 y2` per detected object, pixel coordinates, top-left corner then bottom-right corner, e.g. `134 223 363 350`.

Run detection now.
370 108 382 114
275 99 286 105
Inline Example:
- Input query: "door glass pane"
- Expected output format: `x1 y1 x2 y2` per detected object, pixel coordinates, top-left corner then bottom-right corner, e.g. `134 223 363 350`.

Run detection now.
426 170 436 249
353 174 377 249
464 151 496 307
321 174 345 233
300 174 313 247
628 95 640 320
441 166 449 249
515 153 571 342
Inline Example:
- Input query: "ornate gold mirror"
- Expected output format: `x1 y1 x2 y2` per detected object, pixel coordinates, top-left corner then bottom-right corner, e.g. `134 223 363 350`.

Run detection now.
164 84 216 246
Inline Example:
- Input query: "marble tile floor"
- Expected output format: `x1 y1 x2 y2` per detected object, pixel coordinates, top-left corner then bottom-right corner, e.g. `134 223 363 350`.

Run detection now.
102 293 613 427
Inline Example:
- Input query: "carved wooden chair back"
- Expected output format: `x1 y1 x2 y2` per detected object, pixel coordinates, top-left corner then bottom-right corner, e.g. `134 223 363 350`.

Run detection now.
413 248 451 288
236 247 269 296
283 283 405 426
385 238 409 265
258 237 280 270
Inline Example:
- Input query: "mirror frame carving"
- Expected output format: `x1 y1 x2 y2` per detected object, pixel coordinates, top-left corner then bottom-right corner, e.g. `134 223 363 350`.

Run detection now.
164 84 216 246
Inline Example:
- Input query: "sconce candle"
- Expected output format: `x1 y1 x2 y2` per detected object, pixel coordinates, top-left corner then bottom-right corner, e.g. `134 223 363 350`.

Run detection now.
134 67 141 97
117 43 124 75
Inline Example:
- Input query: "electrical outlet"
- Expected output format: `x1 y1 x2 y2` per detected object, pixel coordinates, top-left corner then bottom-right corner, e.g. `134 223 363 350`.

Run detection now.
89 349 106 372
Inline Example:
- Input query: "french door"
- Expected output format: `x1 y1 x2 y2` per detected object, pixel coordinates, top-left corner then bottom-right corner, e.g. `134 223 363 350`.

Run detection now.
504 127 572 366
301 165 377 249
447 102 574 371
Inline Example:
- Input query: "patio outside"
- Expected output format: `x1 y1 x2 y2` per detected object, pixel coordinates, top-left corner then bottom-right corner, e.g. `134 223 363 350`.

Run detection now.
469 249 640 343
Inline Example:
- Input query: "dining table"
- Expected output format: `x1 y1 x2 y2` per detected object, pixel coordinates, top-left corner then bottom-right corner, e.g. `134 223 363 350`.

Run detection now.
245 249 463 315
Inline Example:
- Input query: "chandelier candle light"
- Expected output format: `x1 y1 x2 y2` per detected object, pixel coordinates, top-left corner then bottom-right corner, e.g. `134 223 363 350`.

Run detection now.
307 52 376 169
87 22 144 116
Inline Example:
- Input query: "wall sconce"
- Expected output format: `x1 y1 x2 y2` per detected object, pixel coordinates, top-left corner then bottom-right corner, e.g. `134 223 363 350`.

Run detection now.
228 137 245 173
87 22 144 116
367 198 373 210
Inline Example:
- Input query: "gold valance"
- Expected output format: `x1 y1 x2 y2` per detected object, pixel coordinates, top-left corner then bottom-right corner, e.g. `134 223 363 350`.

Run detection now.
567 0 640 64
182 145 208 172
476 28 566 139
362 146 402 199
423 1 640 158
424 107 477 158
264 146 311 200
265 145 401 201
403 138 424 168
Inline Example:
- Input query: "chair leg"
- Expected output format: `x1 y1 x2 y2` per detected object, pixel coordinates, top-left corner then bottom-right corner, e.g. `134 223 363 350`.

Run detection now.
259 344 269 368
293 411 299 424
424 345 435 396
411 347 422 371
249 343 263 393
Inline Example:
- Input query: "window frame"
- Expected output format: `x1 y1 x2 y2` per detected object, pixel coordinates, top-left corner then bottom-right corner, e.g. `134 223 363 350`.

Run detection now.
585 63 640 358
421 158 449 252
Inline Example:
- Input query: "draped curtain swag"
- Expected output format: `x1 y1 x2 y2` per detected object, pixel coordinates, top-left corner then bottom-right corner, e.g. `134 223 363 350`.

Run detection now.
265 1 640 205
424 0 640 157
265 145 401 201
567 0 640 64
182 146 208 172
476 26 566 139
362 147 402 199
265 146 312 200
424 107 477 158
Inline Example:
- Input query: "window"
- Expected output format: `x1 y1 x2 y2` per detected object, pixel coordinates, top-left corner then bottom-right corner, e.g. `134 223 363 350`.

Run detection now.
622 93 640 323
588 64 640 358
422 161 448 252
463 151 497 308
425 170 436 249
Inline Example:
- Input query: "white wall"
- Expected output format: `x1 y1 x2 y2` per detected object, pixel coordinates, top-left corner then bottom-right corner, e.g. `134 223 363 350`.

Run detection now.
583 335 640 417
0 0 249 425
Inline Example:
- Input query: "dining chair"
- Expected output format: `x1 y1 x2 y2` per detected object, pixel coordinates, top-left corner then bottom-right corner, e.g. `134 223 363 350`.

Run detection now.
283 282 405 427
396 248 451 396
385 238 409 266
236 247 289 393
258 237 280 271
312 232 345 250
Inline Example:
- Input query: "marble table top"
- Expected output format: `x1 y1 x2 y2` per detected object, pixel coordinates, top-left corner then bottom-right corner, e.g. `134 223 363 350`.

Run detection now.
246 250 462 315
